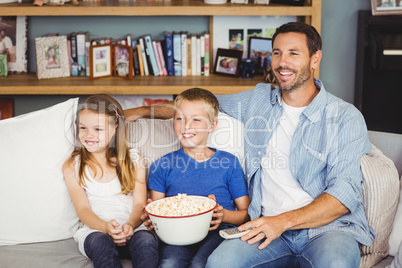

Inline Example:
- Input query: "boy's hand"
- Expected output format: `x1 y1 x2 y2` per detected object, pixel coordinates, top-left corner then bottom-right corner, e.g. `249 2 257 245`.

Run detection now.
140 198 154 231
208 194 223 230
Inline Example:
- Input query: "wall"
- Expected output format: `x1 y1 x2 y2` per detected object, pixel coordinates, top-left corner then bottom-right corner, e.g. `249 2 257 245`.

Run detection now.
3 0 371 116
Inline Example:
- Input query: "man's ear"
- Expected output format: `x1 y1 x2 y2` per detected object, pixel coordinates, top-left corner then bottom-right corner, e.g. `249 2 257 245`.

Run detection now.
311 50 322 70
209 119 218 133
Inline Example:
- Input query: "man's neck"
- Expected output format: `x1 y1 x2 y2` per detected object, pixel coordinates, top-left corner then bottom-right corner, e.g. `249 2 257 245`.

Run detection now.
281 79 319 108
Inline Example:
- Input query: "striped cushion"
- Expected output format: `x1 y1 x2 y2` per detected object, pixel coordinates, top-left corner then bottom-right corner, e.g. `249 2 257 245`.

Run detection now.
360 145 400 268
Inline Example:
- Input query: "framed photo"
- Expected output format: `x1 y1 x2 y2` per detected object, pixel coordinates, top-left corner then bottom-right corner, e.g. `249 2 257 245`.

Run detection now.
213 48 242 77
371 0 402 15
248 37 272 75
0 16 28 73
113 44 133 79
90 44 112 79
35 35 70 79
0 98 14 120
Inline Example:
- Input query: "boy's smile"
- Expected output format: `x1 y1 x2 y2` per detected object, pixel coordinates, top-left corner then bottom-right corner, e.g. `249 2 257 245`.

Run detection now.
174 100 217 157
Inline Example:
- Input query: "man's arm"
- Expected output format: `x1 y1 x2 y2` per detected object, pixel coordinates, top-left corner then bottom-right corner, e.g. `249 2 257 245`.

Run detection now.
239 193 348 250
124 101 175 121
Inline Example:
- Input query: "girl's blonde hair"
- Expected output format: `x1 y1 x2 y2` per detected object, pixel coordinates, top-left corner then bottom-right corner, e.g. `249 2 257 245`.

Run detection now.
68 94 135 195
174 88 219 122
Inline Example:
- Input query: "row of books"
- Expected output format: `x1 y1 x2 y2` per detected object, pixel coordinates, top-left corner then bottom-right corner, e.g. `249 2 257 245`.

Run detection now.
68 31 211 77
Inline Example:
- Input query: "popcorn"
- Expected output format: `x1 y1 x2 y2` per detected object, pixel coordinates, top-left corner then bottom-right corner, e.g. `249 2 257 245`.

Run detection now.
147 194 215 217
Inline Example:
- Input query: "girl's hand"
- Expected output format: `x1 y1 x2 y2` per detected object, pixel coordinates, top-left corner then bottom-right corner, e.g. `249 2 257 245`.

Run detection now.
105 219 126 245
208 194 223 231
115 223 134 246
140 199 154 231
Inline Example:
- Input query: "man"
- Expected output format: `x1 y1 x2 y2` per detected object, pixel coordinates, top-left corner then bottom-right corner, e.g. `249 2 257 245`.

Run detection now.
0 29 13 54
125 22 375 267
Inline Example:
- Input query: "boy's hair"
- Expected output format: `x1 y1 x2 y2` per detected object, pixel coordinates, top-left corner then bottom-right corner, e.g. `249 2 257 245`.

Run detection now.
174 88 219 122
272 22 322 57
69 94 136 195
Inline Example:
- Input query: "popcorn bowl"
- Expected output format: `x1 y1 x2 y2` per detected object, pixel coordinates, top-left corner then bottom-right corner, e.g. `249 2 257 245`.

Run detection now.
145 195 217 246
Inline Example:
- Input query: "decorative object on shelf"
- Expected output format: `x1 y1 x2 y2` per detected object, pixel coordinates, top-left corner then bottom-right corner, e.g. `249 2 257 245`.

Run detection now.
89 44 112 79
0 0 17 4
231 0 248 3
213 48 242 77
204 0 227 4
248 37 272 75
0 98 13 120
371 0 402 15
264 66 276 84
240 58 255 79
253 0 269 4
0 16 27 74
0 54 7 77
113 44 133 79
270 0 305 6
35 35 70 79
213 16 297 62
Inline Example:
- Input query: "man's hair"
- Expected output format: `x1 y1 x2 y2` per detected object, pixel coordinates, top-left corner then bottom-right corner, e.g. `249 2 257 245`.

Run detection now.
272 22 322 57
174 88 219 122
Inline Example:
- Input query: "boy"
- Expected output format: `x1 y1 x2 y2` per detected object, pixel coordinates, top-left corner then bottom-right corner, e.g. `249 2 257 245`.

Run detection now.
147 87 250 267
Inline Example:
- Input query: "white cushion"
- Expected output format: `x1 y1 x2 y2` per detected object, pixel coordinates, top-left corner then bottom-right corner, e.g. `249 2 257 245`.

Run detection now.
388 177 402 256
0 98 80 246
360 145 400 267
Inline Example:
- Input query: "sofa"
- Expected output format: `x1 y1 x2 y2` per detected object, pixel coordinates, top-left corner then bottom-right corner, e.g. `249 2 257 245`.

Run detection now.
0 98 401 268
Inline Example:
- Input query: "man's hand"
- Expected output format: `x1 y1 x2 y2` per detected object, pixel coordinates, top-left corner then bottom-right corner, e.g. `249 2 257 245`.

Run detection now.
238 216 287 250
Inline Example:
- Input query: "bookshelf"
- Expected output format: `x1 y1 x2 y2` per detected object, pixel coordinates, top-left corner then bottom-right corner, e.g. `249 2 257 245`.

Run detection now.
0 0 321 95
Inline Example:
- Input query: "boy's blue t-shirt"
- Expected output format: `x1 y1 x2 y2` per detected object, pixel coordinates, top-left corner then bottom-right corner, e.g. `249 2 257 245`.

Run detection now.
148 148 248 211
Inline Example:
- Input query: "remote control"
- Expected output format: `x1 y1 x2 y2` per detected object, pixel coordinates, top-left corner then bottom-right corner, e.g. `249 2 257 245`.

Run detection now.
219 227 251 239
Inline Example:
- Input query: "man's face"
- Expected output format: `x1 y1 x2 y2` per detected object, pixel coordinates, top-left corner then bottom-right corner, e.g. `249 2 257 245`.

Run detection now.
271 32 314 93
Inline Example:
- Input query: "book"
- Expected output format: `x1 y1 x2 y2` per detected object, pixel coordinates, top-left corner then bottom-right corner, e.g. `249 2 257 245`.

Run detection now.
204 33 210 76
173 32 182 76
181 31 187 76
200 35 205 76
152 41 164 76
76 32 89 76
164 32 174 76
156 41 168 76
131 40 141 76
70 32 78 76
85 41 90 77
138 38 149 76
187 37 192 76
191 34 197 76
136 43 144 76
144 35 160 76
196 36 201 76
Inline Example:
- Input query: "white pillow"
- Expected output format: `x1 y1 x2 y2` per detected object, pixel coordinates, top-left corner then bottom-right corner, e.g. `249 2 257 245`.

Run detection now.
0 98 79 246
389 177 402 256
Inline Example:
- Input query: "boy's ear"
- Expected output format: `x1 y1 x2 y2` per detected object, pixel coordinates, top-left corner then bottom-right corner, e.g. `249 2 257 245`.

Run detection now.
209 119 218 133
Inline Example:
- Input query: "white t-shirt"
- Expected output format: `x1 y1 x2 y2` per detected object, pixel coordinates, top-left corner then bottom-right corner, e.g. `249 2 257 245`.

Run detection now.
261 100 313 216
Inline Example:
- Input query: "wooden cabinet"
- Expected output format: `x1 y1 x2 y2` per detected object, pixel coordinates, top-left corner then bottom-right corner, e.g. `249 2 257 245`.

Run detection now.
0 0 321 95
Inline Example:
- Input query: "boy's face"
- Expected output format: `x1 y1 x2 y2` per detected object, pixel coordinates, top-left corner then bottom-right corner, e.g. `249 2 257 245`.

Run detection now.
174 100 217 150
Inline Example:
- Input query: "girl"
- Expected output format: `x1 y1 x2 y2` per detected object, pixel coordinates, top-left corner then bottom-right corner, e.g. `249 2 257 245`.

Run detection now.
63 94 158 268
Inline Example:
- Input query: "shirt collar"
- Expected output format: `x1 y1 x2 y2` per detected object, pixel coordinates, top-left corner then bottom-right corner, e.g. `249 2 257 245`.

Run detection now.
271 78 327 123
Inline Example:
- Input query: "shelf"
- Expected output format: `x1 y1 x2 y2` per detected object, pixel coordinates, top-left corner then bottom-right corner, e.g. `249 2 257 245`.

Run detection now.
0 74 266 95
1 0 313 16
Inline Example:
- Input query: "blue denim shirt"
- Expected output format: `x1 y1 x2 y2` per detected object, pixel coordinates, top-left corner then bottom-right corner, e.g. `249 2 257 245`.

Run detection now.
216 79 375 246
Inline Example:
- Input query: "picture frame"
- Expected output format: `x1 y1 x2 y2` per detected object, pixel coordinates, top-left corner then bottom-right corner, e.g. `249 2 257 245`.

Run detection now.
0 98 14 120
90 44 112 79
0 16 28 74
113 44 133 79
371 0 402 15
213 48 242 77
270 0 305 6
248 37 272 75
35 35 70 79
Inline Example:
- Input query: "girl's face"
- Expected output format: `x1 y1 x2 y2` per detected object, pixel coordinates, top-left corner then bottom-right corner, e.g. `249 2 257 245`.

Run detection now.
48 48 55 58
78 110 116 154
174 100 217 151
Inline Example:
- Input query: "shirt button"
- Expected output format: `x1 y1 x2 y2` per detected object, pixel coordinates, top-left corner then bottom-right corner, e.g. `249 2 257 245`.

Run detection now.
247 174 249 177
319 153 322 157
258 151 261 155
268 129 272 132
